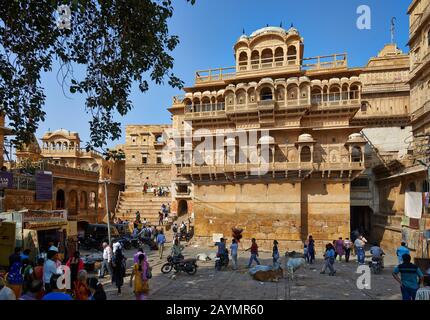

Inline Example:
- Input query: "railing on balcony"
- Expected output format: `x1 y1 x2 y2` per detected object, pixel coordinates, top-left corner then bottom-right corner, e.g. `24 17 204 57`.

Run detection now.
177 161 364 176
184 103 226 119
247 55 298 71
302 53 347 70
311 90 360 107
195 67 236 83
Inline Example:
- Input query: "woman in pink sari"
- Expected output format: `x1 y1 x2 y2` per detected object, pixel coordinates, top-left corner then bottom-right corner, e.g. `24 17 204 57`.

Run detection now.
335 237 345 261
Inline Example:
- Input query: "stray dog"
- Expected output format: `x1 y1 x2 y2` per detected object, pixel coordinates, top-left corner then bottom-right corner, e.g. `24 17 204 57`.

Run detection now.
285 251 306 280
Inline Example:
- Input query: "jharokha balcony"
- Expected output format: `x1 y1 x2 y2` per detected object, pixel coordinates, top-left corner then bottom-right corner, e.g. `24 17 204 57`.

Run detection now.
177 75 362 121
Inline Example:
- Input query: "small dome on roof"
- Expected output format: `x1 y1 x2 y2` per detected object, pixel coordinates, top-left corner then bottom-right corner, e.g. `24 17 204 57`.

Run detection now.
238 34 249 41
287 27 299 35
250 26 287 38
298 133 314 143
348 133 366 143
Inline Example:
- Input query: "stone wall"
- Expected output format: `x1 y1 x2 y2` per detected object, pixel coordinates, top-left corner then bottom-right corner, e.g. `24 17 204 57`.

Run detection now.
193 180 350 251
3 189 52 211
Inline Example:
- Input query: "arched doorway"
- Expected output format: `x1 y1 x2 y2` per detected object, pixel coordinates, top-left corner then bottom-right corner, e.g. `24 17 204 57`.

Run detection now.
68 190 78 215
80 191 88 210
178 200 188 216
56 189 65 209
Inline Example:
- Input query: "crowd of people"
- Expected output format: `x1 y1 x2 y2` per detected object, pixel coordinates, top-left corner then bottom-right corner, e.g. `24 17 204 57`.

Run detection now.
0 246 107 300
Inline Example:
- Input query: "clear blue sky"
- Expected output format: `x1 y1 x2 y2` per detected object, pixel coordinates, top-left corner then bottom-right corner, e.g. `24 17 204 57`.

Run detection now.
36 0 411 149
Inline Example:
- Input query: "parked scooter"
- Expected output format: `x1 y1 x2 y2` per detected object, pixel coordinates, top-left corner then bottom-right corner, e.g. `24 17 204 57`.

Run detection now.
161 255 198 275
369 257 383 274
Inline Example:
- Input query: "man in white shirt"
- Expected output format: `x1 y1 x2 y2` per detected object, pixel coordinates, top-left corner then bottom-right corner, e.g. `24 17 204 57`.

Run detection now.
99 242 113 279
416 277 430 300
354 235 366 264
43 250 60 293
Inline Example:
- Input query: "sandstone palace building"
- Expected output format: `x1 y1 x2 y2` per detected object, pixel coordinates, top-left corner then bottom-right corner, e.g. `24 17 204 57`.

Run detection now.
121 7 429 254
165 25 416 251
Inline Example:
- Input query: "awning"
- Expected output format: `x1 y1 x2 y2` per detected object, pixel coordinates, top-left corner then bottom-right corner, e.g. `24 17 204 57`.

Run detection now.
376 165 426 182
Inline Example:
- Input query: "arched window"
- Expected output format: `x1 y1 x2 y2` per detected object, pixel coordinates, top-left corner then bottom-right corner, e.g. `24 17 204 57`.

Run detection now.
80 191 88 210
287 46 297 64
276 86 285 101
183 98 192 113
261 49 273 68
56 189 65 209
260 87 273 101
351 146 362 162
236 90 246 104
251 51 259 69
248 88 256 103
274 47 284 66
287 84 298 101
193 98 201 112
311 88 322 105
300 146 312 162
341 84 349 100
201 96 210 112
350 84 360 100
89 191 97 209
238 51 248 71
225 92 234 106
329 86 341 102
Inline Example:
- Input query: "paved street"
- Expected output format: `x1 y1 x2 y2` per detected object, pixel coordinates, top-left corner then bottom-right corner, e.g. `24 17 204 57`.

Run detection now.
91 242 402 300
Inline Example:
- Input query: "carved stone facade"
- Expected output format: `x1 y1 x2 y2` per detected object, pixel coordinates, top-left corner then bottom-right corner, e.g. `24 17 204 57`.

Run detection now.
157 21 428 252
13 129 125 223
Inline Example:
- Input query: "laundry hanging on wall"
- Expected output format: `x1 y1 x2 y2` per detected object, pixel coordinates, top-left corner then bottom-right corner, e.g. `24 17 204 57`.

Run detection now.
405 191 423 219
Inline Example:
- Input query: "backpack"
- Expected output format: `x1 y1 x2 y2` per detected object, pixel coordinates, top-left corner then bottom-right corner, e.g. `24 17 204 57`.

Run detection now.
173 225 178 233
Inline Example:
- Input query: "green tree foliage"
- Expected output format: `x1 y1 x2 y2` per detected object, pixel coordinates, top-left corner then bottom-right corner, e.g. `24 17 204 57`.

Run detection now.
0 0 195 150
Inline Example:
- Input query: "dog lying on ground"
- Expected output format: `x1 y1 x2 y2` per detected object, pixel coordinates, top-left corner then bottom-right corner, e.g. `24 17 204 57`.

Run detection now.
285 251 306 280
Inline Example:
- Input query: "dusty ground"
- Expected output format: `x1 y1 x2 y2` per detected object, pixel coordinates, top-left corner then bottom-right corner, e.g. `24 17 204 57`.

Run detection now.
87 241 402 300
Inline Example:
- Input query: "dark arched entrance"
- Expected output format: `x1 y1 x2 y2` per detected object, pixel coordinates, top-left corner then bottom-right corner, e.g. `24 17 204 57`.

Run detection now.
178 200 188 216
56 189 65 209
68 190 78 215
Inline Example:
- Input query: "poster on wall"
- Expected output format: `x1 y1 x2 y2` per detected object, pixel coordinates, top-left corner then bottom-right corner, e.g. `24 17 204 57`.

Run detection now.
35 171 53 201
0 171 13 189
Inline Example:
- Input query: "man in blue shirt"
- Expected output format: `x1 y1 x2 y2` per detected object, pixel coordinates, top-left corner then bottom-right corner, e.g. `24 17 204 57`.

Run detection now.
393 254 424 300
396 242 410 264
156 229 166 259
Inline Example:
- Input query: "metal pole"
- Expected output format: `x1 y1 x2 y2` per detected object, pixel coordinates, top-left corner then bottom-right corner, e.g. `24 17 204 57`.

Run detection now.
104 180 111 246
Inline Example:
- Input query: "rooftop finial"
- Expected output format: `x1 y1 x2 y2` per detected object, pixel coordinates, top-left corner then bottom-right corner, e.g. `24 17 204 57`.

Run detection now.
390 17 396 44
242 28 245 35
291 23 294 28
280 21 283 28
266 24 269 27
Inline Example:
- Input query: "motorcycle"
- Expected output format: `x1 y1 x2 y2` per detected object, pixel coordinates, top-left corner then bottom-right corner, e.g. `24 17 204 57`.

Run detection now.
215 252 229 271
161 255 198 275
369 257 383 274
114 236 132 250
78 235 102 251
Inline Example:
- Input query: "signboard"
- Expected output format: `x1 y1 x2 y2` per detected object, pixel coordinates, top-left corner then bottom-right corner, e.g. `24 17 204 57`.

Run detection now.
212 233 223 243
0 171 13 189
36 171 53 201
23 210 67 222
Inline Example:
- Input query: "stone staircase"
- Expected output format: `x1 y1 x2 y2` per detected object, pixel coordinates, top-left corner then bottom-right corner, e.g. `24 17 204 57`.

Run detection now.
114 191 171 224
